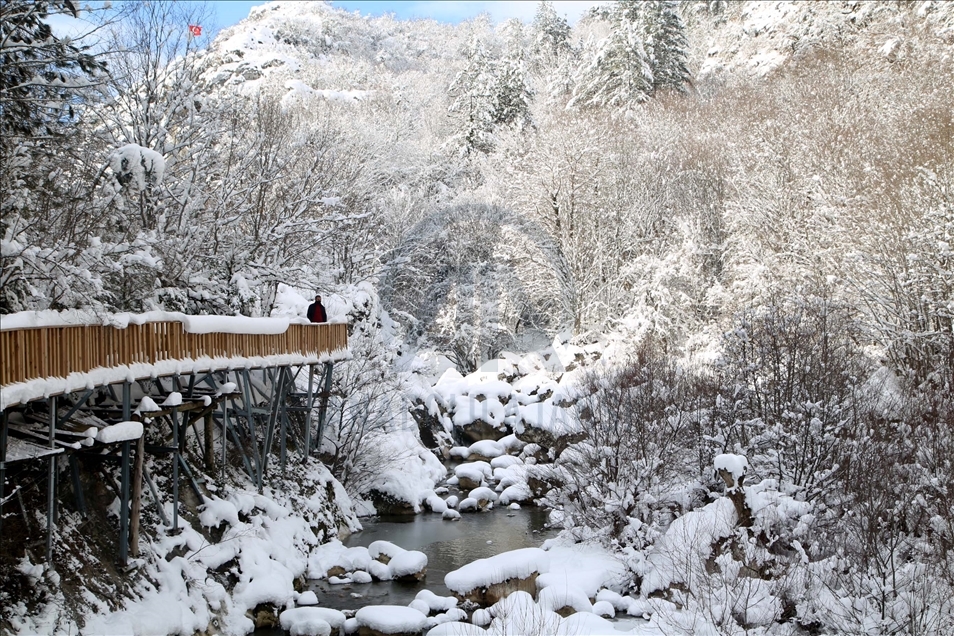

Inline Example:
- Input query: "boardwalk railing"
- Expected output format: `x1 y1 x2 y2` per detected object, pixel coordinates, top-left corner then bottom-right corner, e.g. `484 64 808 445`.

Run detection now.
0 322 347 387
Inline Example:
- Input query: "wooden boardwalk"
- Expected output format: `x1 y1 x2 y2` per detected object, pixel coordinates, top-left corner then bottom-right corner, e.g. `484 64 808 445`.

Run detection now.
1 318 347 565
1 321 347 388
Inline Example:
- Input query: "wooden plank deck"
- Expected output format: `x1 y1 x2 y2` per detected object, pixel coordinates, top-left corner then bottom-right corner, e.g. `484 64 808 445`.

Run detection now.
0 321 347 392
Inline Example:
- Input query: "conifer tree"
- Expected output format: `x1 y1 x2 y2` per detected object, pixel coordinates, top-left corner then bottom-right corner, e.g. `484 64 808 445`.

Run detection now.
449 37 532 153
640 0 691 92
0 0 106 141
531 1 571 62
569 0 689 111
569 15 652 110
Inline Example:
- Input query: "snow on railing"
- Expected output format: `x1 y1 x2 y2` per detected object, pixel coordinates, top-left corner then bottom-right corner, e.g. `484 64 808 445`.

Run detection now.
0 314 347 407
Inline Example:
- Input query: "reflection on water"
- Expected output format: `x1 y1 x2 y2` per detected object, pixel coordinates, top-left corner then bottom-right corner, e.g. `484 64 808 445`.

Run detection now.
311 505 557 611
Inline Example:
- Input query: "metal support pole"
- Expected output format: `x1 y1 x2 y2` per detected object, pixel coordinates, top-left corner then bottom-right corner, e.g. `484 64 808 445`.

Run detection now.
279 368 291 473
46 396 56 563
220 399 228 480
176 454 205 502
119 382 131 564
130 434 144 558
1 410 8 537
143 467 169 526
224 414 255 482
171 405 180 531
261 366 288 481
240 369 263 491
119 441 131 565
204 409 215 473
315 362 335 451
303 364 315 461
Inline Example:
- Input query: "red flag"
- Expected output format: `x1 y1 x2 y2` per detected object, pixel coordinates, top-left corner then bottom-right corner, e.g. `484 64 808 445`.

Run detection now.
188 24 202 37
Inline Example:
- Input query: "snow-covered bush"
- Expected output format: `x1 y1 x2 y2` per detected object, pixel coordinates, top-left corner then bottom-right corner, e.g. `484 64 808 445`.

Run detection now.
543 339 708 544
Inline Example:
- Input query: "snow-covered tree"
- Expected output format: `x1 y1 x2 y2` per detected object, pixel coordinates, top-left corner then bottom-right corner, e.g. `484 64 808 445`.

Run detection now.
569 14 652 111
1 0 110 312
569 0 689 111
448 33 532 154
638 0 690 93
0 0 106 141
530 1 571 64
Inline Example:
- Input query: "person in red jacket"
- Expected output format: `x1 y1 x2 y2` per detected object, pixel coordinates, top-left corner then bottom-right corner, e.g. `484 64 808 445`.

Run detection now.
307 294 327 323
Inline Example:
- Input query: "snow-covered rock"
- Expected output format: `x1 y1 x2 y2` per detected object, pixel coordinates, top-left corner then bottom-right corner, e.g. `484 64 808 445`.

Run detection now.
444 548 549 606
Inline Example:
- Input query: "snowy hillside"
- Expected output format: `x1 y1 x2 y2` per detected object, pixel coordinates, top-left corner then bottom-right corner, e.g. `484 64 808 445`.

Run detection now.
2 0 952 634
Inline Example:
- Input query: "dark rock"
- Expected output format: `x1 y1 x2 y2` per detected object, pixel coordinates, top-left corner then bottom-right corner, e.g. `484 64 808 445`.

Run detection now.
367 489 417 516
456 419 511 445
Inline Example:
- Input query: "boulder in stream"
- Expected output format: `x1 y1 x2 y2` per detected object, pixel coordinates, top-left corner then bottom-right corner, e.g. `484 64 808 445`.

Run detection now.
279 607 346 636
444 547 550 606
355 605 427 636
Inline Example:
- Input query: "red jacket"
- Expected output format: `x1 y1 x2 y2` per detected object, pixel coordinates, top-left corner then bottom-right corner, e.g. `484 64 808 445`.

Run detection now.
307 301 327 323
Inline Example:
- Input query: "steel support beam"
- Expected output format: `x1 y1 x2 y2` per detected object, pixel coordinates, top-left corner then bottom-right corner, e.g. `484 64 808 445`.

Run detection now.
315 362 335 451
1 410 7 537
119 382 132 564
303 364 315 461
56 388 95 429
220 398 228 480
176 454 205 502
143 466 169 526
46 396 56 563
171 393 180 532
119 441 131 565
240 369 263 490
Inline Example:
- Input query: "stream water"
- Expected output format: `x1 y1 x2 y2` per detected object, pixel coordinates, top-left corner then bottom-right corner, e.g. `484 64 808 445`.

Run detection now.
309 505 558 610
252 495 653 634
253 505 558 635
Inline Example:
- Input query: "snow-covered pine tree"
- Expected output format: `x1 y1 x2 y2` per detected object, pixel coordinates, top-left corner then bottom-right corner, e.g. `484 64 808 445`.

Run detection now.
638 0 691 93
531 1 571 63
0 0 106 141
448 37 497 153
449 34 532 153
489 56 532 129
569 13 652 111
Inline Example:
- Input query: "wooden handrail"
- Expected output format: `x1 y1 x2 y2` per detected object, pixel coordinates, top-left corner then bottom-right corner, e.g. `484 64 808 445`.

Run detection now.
0 322 347 386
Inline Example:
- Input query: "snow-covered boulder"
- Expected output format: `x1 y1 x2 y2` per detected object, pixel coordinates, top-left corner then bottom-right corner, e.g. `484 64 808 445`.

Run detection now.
557 612 618 635
457 498 479 513
369 540 427 581
486 590 561 634
454 461 491 491
279 607 346 636
389 550 428 582
426 623 487 636
467 487 498 510
537 583 593 617
444 548 549 606
355 605 427 636
465 439 506 462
